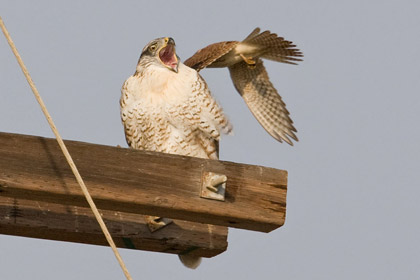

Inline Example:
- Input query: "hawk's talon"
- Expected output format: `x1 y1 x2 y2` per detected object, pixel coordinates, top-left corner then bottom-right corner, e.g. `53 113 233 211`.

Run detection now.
240 53 256 67
146 215 173 232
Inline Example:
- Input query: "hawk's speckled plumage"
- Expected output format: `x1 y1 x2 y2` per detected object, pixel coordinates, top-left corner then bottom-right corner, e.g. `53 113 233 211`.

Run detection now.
121 37 231 161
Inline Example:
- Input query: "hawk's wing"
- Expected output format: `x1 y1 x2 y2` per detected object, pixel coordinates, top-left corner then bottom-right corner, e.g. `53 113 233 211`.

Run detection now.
228 58 298 145
184 41 239 72
192 73 233 159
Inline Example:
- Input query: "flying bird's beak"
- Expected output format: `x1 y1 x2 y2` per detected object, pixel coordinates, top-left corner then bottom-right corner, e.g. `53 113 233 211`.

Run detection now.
159 37 179 73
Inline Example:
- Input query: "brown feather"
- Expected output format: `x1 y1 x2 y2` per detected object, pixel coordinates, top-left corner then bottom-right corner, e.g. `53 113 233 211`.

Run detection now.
184 28 302 144
244 29 303 64
243 27 261 41
184 41 239 71
228 59 298 145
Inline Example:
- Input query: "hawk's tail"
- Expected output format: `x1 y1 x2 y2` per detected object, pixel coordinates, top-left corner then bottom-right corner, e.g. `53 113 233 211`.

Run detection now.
243 27 303 65
178 254 202 269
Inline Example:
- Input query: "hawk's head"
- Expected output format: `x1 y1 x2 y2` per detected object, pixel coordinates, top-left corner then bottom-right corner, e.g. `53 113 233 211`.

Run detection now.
138 37 179 73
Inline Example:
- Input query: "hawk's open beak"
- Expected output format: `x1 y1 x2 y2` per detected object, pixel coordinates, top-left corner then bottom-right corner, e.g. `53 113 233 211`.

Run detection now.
159 37 179 73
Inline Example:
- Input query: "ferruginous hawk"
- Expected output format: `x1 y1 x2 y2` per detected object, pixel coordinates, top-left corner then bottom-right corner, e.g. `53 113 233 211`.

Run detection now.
120 37 231 269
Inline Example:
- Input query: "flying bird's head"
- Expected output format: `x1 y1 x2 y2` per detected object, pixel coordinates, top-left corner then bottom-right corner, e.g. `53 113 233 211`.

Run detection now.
138 37 179 73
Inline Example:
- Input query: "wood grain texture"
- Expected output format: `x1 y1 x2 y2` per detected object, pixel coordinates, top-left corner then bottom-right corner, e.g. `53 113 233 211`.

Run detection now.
0 132 288 232
0 196 227 257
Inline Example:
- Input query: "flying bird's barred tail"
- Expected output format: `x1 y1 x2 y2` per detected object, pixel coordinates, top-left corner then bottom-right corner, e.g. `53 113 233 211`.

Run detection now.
243 28 303 65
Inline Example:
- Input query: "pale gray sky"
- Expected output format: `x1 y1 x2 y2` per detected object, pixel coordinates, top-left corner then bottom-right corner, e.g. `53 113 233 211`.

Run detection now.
1 1 419 279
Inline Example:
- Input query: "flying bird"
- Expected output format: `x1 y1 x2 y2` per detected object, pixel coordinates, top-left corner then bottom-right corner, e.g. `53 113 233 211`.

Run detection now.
184 27 303 145
120 37 231 269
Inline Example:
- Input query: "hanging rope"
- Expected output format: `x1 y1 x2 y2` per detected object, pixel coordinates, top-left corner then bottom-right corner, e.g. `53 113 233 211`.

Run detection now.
0 16 133 280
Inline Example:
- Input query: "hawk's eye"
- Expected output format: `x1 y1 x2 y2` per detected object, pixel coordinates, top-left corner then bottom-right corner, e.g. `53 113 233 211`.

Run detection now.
149 44 157 51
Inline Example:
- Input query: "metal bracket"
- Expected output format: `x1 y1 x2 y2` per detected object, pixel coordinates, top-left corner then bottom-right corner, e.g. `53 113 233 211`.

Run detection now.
146 216 173 232
200 171 227 201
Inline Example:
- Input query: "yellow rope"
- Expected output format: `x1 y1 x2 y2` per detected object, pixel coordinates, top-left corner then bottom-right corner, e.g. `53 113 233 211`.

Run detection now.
0 16 133 280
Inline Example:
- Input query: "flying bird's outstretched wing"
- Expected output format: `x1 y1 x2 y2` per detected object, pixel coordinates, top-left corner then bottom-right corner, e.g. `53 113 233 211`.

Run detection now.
184 41 238 71
229 58 297 144
184 27 303 145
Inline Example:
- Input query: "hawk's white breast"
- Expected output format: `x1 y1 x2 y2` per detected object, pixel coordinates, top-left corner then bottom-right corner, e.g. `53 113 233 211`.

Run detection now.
120 62 229 159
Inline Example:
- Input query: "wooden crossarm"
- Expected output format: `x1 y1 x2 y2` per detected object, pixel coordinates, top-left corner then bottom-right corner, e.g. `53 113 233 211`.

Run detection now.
0 132 288 232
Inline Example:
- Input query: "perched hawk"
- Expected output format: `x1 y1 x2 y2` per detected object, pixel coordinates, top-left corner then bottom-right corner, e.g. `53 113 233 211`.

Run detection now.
121 37 231 160
184 27 303 145
120 37 231 269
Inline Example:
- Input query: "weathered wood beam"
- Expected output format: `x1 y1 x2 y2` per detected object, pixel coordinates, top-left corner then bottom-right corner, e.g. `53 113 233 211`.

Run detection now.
0 132 287 232
0 196 227 257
